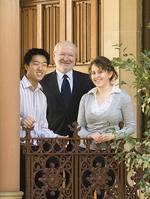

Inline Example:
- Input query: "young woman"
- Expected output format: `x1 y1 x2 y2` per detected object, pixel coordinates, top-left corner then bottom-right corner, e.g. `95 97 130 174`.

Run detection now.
77 56 136 143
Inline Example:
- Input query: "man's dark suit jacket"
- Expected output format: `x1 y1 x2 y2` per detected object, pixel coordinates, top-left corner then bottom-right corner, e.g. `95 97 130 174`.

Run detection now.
41 70 94 136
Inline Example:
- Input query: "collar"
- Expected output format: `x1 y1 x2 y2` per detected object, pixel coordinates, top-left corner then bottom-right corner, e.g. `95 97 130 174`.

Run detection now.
88 85 121 95
56 69 73 80
21 75 42 90
110 86 121 94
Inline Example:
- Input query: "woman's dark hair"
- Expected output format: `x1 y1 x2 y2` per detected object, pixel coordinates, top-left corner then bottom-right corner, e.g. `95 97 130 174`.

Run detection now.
24 48 50 65
89 56 118 81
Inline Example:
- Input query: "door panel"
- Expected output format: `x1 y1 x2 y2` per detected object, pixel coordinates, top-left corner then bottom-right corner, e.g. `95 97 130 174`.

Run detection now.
20 0 101 75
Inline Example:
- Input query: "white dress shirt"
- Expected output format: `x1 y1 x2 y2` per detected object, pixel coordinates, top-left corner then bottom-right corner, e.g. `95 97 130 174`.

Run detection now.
56 69 73 92
20 76 57 138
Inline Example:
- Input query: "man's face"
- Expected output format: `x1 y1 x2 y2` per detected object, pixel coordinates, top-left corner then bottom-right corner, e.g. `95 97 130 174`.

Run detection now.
25 55 48 87
53 45 76 73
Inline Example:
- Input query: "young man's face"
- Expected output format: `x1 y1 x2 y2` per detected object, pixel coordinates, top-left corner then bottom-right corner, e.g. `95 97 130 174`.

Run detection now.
25 55 48 87
53 44 76 74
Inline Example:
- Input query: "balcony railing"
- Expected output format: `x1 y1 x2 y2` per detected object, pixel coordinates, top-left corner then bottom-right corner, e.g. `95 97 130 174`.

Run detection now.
20 129 144 199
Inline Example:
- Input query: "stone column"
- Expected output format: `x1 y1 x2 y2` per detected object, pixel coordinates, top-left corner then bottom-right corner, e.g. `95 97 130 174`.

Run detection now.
120 0 142 137
101 0 120 58
0 0 23 198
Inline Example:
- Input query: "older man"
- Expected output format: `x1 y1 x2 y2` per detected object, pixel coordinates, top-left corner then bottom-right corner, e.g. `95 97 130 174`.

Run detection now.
41 41 94 136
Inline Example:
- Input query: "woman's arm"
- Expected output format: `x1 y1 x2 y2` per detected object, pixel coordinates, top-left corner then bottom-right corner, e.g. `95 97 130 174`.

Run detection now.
77 95 91 137
116 92 136 138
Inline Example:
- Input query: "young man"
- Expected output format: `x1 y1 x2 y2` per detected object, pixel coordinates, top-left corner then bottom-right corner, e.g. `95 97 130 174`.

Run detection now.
20 48 62 198
20 48 58 139
41 41 94 136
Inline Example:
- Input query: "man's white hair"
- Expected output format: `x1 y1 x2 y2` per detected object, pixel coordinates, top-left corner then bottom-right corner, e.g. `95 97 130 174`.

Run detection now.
53 41 77 54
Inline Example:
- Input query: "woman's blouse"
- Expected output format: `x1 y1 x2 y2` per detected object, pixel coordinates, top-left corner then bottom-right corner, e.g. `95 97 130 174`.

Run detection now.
77 86 136 138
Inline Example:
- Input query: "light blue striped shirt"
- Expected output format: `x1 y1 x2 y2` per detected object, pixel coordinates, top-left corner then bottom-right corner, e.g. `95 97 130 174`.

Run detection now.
20 76 57 138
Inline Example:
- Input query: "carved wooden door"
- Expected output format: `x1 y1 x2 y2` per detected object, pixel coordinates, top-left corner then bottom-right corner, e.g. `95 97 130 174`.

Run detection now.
20 0 101 75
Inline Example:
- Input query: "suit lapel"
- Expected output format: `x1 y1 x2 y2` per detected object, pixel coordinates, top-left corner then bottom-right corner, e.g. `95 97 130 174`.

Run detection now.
51 71 64 103
72 70 79 99
52 70 79 108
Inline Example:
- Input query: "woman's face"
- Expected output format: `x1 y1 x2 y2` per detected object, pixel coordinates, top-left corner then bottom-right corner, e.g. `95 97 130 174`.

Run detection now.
90 64 113 88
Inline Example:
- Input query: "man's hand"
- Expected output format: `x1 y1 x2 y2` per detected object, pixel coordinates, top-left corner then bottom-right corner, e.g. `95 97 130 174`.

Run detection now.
21 116 36 131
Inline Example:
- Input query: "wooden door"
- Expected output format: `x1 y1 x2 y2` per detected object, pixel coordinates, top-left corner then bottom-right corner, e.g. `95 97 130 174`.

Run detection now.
20 0 101 75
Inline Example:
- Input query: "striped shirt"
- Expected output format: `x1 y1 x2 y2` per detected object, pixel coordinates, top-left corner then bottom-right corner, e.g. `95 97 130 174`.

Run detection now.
20 76 57 138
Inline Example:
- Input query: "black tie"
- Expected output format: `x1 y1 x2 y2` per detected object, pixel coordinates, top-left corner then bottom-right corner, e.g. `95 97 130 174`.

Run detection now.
61 74 71 107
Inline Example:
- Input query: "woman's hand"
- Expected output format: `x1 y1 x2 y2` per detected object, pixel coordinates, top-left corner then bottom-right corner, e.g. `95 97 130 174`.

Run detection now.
89 132 115 143
89 132 100 141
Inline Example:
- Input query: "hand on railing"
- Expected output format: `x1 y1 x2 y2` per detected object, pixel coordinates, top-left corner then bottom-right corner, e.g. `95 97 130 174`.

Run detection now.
89 132 115 143
68 121 81 138
20 116 35 131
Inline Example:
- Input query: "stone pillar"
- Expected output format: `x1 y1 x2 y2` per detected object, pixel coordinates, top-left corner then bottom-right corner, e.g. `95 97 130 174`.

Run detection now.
120 0 142 137
101 0 120 58
0 0 23 198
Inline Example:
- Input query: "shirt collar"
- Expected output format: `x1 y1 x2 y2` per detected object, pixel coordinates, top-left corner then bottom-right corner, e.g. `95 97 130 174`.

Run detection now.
21 75 42 90
110 86 121 94
56 69 73 80
88 85 121 95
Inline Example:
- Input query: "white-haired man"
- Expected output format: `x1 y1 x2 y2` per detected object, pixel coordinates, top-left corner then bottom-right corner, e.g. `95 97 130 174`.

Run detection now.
41 41 94 137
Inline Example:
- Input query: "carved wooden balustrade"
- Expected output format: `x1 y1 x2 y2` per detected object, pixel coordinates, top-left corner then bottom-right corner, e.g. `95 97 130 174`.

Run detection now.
20 128 143 199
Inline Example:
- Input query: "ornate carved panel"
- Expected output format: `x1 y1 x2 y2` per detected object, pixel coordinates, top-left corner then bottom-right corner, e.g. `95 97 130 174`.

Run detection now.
21 128 144 199
21 136 128 199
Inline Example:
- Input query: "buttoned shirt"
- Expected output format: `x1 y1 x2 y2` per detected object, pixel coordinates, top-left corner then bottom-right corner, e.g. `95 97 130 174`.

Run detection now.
20 76 57 138
56 69 73 92
78 86 136 138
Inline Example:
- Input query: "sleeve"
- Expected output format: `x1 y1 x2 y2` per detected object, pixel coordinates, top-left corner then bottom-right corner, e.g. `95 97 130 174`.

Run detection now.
20 116 25 138
20 117 23 128
116 92 136 138
37 98 58 138
77 94 91 137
